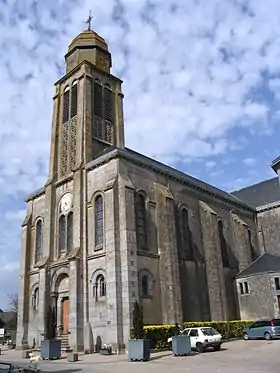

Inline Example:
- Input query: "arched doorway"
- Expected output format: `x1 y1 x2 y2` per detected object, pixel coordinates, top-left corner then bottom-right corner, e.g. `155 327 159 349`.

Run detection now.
54 273 69 335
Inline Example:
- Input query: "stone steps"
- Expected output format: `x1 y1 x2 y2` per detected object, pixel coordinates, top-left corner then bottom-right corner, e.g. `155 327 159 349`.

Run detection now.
58 334 71 352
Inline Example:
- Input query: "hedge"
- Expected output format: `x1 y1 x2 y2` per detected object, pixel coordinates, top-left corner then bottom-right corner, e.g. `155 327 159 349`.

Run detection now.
143 320 252 350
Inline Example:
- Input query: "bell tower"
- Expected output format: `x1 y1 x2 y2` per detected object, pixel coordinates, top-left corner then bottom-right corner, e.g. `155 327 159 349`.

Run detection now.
48 17 125 181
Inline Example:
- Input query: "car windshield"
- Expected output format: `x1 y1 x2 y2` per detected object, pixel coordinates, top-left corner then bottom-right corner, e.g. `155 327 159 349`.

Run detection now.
201 327 219 336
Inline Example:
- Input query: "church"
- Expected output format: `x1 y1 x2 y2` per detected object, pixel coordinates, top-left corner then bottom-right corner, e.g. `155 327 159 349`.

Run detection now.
16 22 264 353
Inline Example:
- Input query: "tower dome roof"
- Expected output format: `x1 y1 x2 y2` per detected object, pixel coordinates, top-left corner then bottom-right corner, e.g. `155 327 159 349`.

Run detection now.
68 30 108 53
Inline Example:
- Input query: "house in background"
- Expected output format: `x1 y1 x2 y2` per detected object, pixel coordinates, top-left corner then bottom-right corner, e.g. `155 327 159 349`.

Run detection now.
236 253 280 320
0 310 17 341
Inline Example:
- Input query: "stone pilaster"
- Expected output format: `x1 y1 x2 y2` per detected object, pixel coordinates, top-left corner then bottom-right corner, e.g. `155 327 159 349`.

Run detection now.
156 188 182 324
104 183 121 348
48 86 60 178
68 259 82 350
116 92 125 149
118 176 138 347
42 184 54 260
16 213 32 349
199 202 227 321
37 267 48 346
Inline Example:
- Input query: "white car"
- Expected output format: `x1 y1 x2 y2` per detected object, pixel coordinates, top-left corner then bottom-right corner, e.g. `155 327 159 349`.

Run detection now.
167 327 222 353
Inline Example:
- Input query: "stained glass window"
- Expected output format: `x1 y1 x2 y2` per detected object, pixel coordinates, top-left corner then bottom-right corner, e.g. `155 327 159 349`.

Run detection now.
181 208 194 261
35 219 43 263
67 212 73 252
62 88 70 123
218 220 229 267
59 215 66 254
70 82 78 118
95 195 103 247
135 193 147 250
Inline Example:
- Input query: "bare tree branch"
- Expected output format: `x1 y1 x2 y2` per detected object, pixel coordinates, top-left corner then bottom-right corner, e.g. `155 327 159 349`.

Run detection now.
6 293 18 314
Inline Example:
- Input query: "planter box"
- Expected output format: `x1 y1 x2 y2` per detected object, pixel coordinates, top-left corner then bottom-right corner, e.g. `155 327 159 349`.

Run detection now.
67 352 78 362
128 339 150 362
41 339 61 360
100 349 112 355
172 335 191 356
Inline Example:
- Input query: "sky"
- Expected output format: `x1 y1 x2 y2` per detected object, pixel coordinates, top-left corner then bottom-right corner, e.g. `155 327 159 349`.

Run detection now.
0 0 280 308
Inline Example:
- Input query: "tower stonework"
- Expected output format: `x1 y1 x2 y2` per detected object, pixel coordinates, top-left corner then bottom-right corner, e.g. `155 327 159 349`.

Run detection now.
17 23 260 353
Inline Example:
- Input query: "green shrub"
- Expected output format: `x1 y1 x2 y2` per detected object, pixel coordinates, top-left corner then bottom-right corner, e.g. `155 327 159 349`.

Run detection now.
131 301 145 339
143 320 252 350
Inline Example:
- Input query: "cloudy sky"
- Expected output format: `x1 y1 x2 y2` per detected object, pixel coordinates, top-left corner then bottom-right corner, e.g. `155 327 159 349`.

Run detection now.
1 0 280 308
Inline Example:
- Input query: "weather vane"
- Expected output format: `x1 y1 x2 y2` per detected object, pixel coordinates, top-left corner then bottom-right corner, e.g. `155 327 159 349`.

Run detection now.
86 10 93 31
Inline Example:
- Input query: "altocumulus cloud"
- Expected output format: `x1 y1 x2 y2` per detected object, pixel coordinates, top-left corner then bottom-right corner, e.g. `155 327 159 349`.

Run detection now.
0 0 280 305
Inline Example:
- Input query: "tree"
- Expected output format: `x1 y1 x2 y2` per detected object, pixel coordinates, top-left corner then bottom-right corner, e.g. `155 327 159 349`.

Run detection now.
131 301 144 339
6 293 18 314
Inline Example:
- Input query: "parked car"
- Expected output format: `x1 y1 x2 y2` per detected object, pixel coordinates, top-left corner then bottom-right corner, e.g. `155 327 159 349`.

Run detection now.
242 318 280 340
0 362 21 372
167 327 222 353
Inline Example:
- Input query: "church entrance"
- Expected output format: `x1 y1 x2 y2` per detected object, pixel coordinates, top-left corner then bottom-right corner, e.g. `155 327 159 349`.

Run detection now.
62 297 69 334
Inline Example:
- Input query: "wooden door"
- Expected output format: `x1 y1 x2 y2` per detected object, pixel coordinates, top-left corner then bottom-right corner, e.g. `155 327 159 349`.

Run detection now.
62 298 69 334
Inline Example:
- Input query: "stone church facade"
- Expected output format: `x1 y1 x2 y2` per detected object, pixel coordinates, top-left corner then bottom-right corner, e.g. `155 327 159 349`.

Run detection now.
16 27 261 352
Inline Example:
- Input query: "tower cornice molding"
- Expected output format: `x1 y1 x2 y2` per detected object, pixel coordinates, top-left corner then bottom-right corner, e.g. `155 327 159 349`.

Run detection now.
54 60 122 87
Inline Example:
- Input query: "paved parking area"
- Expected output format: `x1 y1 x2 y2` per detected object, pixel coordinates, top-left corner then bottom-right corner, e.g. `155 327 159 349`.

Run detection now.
1 339 280 372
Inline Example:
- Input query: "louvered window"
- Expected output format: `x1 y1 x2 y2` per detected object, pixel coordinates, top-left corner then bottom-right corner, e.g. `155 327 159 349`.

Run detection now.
62 89 70 123
70 83 78 118
94 82 103 117
104 88 114 122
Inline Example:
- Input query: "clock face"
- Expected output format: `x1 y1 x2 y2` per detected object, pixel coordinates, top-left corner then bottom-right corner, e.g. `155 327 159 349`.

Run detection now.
61 193 73 213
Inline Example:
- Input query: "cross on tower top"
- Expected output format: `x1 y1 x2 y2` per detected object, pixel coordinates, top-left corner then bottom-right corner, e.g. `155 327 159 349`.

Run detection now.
86 11 93 31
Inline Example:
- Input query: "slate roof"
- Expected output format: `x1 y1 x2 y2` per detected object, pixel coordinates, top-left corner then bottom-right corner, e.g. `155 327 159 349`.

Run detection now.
236 253 280 278
85 146 255 211
231 177 280 208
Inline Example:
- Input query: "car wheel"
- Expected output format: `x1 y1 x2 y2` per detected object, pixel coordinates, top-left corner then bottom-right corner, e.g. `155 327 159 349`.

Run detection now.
196 342 204 353
168 341 172 350
243 333 249 340
213 345 221 351
264 332 271 340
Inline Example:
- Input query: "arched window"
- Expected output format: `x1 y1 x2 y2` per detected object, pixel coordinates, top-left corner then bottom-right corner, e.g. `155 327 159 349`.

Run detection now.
95 195 104 247
135 193 147 251
70 81 78 118
59 215 66 254
138 270 154 298
62 87 70 124
141 275 149 297
95 274 106 299
32 287 39 311
35 219 43 263
67 212 73 252
181 208 194 261
218 220 229 267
